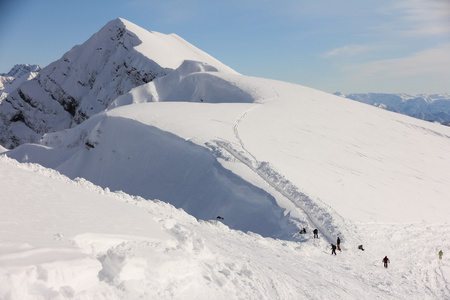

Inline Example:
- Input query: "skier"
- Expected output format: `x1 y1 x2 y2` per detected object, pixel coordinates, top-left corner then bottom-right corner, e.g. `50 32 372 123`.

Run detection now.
358 245 365 251
337 237 341 251
300 228 306 234
331 244 337 255
382 256 390 268
439 250 443 260
313 229 318 238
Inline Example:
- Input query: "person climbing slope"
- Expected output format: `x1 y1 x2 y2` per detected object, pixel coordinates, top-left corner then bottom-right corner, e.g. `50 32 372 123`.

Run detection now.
439 250 443 260
382 256 390 268
313 229 318 238
337 237 341 251
331 244 337 255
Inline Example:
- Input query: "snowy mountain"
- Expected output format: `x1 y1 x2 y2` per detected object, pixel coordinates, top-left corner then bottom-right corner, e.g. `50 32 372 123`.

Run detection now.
0 18 236 149
0 64 41 102
336 92 450 125
1 18 450 299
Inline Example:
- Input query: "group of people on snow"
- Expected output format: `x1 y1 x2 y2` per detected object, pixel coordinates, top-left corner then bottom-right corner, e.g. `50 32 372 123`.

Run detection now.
299 228 445 268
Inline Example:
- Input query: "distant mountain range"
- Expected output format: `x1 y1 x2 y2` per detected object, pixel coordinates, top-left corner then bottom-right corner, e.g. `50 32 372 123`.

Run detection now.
335 92 450 126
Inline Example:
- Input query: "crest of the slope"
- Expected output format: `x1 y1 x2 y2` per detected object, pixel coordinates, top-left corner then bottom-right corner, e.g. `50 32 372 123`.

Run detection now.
108 18 238 74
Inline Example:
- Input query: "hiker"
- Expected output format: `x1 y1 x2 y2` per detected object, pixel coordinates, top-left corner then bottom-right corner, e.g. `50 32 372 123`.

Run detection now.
313 229 318 238
331 244 337 255
382 256 390 268
358 245 365 251
300 228 307 234
439 250 443 260
337 237 341 251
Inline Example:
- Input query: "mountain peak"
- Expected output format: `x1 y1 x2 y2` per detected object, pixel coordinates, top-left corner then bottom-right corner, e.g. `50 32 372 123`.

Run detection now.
2 64 42 78
0 18 237 148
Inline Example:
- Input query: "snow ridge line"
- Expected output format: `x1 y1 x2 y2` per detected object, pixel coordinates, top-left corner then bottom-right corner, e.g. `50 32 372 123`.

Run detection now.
215 140 346 243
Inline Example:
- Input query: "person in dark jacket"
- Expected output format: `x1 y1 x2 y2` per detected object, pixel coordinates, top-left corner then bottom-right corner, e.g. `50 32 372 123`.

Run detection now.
358 245 365 251
382 256 390 268
331 244 337 255
313 229 318 238
337 237 341 251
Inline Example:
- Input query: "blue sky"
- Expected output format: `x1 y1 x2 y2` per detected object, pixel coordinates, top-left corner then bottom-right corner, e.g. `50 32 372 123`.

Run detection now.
1 0 449 94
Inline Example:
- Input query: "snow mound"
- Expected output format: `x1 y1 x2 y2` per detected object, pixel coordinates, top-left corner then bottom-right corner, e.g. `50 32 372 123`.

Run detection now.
110 60 269 107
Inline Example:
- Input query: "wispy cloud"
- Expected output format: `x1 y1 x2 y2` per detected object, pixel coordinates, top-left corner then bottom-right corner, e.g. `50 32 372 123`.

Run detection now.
346 43 450 79
389 0 450 36
323 45 370 58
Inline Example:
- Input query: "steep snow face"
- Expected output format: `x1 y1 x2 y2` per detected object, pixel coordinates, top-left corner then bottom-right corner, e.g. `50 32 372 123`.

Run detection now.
0 18 237 149
337 93 450 124
0 64 41 102
5 112 295 239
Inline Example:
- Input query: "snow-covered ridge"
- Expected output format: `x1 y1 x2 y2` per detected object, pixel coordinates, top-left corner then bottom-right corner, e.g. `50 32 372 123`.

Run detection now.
336 92 450 125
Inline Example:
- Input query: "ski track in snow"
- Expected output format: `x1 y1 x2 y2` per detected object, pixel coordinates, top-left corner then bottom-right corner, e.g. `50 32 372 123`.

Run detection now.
218 87 348 244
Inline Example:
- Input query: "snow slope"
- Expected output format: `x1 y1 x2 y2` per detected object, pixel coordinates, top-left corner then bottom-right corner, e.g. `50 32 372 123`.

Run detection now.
1 156 450 300
6 76 450 233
